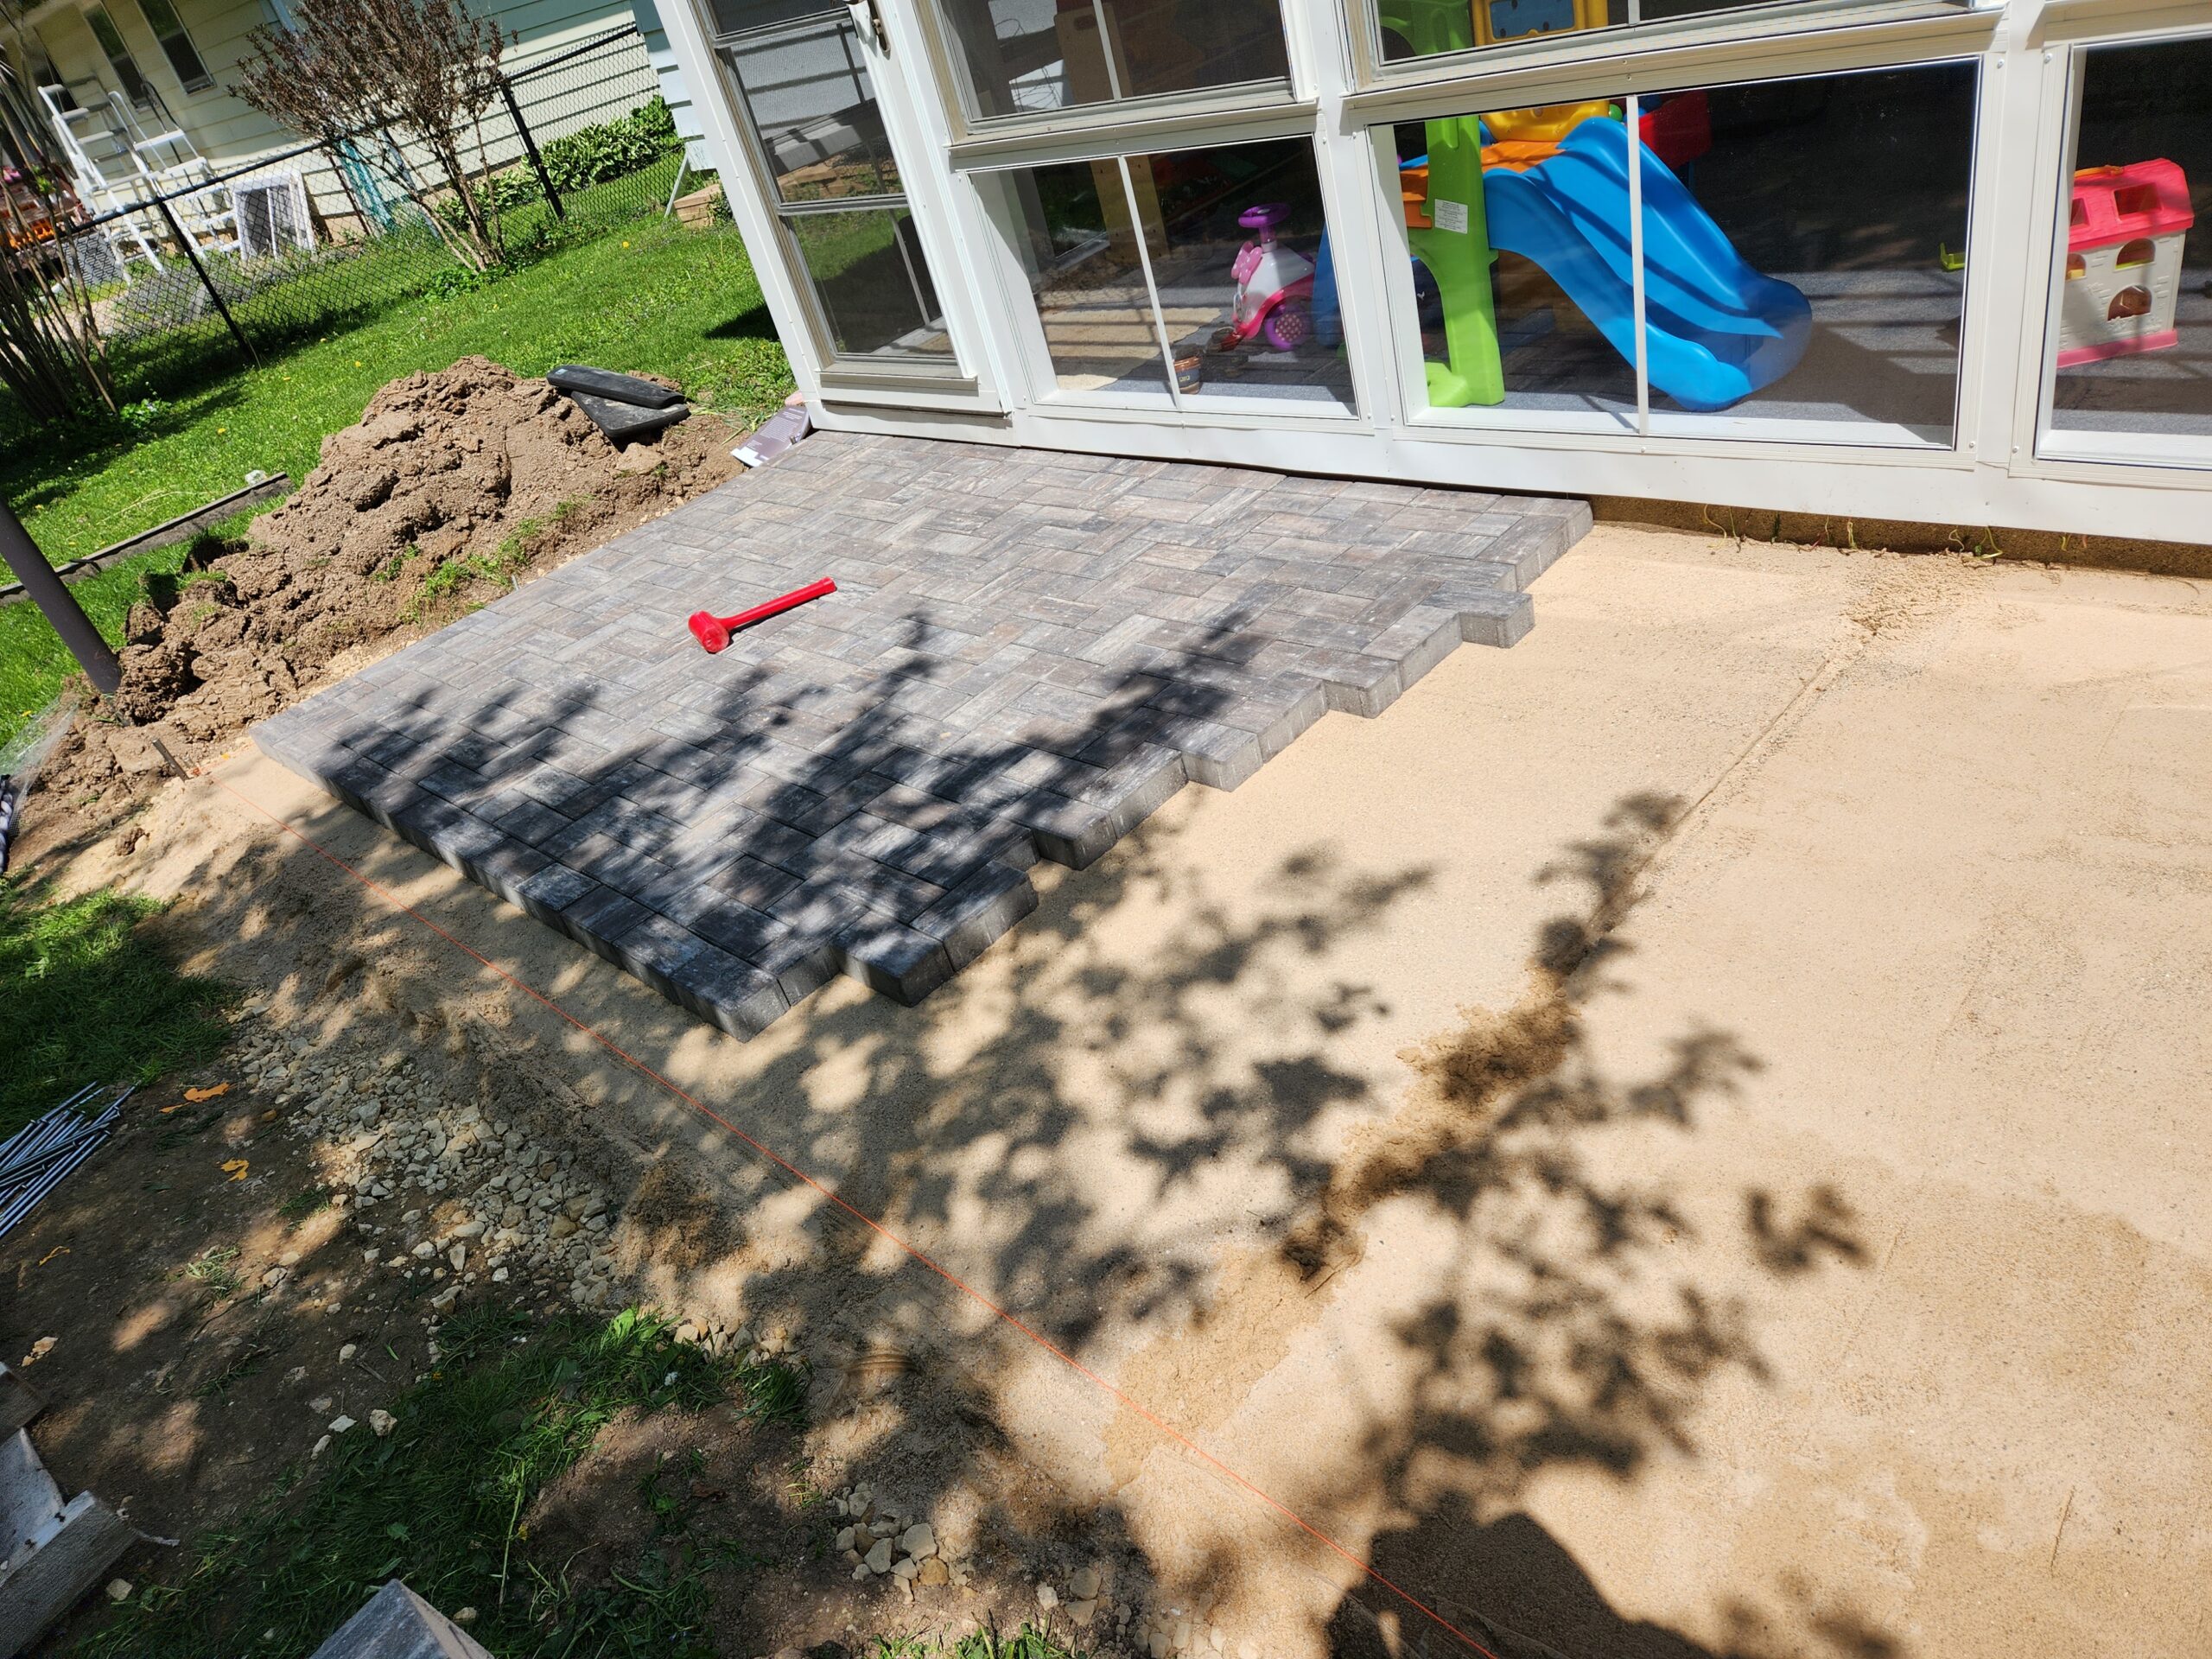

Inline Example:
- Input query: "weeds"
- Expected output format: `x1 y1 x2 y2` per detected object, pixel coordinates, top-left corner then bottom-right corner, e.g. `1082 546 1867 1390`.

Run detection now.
277 1185 332 1219
404 501 580 618
193 1340 271 1399
84 1305 806 1659
182 1244 243 1298
371 543 420 582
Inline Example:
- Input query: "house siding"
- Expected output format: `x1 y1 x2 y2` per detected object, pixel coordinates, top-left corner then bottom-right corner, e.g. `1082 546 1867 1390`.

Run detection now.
11 0 647 177
627 0 709 171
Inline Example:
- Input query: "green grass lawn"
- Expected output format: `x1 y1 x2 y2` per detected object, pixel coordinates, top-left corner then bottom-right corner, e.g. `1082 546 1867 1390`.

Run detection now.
80 1303 806 1658
0 878 235 1139
0 215 791 746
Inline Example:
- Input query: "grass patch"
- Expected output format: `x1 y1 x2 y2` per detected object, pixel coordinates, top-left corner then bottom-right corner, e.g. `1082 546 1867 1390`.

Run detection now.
277 1185 332 1219
404 499 582 620
193 1339 272 1400
181 1243 244 1299
0 218 792 750
0 880 234 1141
869 1630 1090 1659
82 1305 806 1659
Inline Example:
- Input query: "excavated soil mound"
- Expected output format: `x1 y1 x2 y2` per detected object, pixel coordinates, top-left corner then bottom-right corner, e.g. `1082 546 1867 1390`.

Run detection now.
35 355 745 849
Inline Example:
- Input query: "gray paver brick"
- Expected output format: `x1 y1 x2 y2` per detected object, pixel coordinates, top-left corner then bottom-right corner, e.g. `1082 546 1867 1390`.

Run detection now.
255 432 1583 1033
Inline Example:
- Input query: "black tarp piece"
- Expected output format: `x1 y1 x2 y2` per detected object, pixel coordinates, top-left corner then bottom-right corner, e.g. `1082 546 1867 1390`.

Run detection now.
546 364 686 408
565 391 691 443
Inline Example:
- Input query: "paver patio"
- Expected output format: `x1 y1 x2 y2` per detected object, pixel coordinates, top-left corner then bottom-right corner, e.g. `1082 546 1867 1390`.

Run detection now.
253 433 1587 1036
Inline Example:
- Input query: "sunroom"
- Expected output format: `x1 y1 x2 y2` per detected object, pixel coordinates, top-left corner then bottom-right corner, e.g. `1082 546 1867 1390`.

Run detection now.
653 0 2211 544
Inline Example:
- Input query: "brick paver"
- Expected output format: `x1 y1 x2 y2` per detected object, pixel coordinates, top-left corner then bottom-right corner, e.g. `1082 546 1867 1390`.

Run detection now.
255 434 1588 1036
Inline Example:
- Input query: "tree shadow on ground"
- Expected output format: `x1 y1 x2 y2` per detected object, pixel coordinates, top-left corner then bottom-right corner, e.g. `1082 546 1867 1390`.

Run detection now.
1305 795 1890 1657
86 557 1894 1653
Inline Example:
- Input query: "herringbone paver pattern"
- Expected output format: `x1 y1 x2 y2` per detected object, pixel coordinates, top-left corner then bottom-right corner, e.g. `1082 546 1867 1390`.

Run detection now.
255 434 1587 1035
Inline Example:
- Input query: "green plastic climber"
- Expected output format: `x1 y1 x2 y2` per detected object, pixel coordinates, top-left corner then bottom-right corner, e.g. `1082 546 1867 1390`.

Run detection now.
1376 0 1504 407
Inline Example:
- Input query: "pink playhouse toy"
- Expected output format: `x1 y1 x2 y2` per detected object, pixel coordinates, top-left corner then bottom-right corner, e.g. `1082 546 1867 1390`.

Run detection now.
1229 203 1316 352
2059 160 2194 368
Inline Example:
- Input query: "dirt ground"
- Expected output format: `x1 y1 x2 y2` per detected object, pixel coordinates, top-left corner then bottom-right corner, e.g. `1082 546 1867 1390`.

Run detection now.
29 357 745 854
8 518 2210 1657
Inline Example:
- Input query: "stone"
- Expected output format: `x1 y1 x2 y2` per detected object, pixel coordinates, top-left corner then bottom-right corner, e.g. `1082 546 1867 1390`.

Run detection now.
328 1414 356 1433
308 1395 334 1414
105 1579 131 1602
892 1556 920 1580
251 433 1571 1039
548 1216 580 1240
918 1556 950 1586
369 1409 397 1437
1038 1584 1058 1611
899 1522 937 1558
1071 1567 1100 1600
864 1538 893 1574
834 1526 856 1553
340 1344 358 1363
1070 1599 1098 1627
310 1434 330 1459
411 1242 435 1259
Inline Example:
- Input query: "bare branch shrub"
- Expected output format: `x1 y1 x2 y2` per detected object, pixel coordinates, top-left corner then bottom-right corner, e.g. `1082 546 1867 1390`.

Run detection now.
0 37 117 418
232 0 511 270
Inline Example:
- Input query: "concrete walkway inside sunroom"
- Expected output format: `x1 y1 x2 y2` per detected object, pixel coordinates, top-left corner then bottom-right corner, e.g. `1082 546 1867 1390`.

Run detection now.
65 518 2212 1658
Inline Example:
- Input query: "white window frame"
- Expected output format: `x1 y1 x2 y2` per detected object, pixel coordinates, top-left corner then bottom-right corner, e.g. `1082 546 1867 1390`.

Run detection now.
2023 8 2212 475
910 0 1314 148
668 0 1000 410
132 0 213 94
666 0 2212 540
1359 31 1996 454
960 106 1368 422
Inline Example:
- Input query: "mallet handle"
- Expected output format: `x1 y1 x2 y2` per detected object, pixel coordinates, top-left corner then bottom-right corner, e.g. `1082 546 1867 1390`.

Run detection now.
720 576 836 632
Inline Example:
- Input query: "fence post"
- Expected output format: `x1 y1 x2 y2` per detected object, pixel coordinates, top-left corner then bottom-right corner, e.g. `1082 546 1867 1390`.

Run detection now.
153 195 256 366
0 500 123 698
500 79 565 221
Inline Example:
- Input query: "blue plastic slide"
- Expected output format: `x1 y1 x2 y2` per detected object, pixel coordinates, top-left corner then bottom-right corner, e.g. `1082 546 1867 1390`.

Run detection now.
1481 117 1810 411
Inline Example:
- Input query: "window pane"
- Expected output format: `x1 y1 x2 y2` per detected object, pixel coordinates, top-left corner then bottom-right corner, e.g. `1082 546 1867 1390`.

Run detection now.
1641 63 1974 442
1377 0 1834 64
1397 106 1637 421
2045 36 2212 454
786 207 955 359
136 0 210 90
984 160 1171 397
1131 138 1356 414
935 0 1290 120
84 5 153 105
719 19 901 203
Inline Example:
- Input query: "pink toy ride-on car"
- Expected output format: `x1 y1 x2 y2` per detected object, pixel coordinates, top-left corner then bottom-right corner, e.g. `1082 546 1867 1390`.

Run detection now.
1230 202 1317 352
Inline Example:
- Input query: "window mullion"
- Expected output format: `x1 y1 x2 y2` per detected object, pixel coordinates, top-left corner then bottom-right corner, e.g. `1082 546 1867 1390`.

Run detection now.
1627 92 1649 437
1116 154 1186 409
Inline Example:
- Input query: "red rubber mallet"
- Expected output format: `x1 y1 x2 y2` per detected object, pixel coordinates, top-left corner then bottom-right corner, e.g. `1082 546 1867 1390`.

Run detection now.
688 577 836 652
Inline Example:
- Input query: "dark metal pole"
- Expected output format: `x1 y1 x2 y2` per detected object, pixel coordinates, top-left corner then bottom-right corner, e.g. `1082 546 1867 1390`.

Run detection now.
500 80 564 220
153 195 257 365
0 499 122 697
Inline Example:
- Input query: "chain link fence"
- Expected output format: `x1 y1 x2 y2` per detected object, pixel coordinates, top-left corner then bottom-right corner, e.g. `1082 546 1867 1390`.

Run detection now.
34 25 701 397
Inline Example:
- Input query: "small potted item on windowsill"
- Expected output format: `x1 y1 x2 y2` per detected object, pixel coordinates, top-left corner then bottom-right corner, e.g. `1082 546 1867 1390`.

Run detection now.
1174 346 1205 395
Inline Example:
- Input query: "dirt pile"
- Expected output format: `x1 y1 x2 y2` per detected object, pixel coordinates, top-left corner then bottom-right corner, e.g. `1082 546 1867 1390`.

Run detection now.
36 355 743 847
